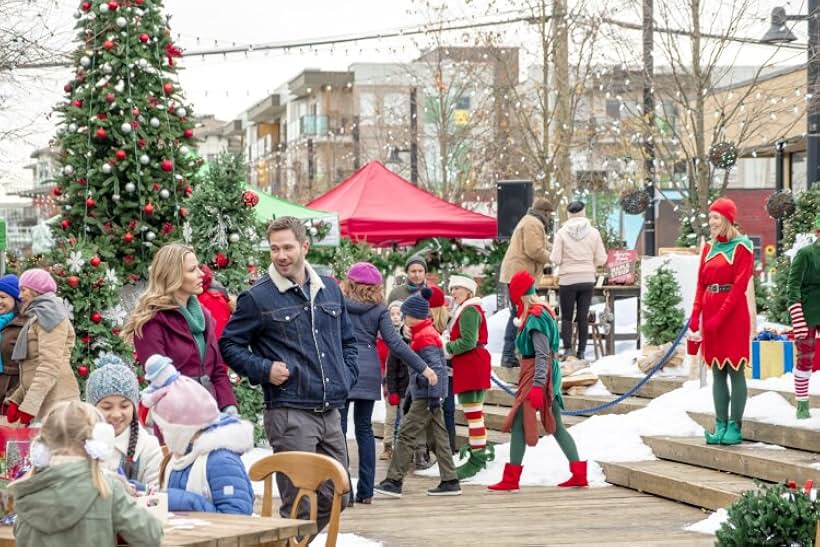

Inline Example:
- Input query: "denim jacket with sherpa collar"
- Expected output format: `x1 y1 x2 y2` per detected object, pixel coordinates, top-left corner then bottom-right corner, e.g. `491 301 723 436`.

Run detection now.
219 262 358 411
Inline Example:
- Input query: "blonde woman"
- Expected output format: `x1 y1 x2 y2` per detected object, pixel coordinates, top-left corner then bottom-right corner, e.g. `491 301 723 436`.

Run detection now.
10 401 163 545
122 243 237 413
5 269 79 424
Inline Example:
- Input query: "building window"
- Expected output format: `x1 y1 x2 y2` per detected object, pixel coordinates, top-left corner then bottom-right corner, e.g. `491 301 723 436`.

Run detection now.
606 99 620 121
359 93 377 126
731 157 773 189
790 151 807 193
384 93 408 126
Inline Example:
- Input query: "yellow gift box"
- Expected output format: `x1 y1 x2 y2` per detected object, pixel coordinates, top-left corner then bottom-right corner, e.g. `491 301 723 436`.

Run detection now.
748 340 795 380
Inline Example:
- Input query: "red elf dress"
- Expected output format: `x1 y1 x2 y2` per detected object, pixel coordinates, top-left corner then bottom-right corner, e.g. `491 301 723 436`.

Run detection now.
690 235 754 370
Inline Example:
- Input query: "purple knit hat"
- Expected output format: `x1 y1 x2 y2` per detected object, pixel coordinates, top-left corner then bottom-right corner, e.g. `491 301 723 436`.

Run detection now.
19 268 57 295
346 262 383 286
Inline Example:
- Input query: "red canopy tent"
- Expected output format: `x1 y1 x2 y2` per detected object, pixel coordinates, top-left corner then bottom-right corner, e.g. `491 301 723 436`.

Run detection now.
307 161 497 246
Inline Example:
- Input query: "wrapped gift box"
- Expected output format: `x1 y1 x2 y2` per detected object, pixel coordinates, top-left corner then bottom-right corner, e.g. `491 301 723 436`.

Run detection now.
748 340 795 379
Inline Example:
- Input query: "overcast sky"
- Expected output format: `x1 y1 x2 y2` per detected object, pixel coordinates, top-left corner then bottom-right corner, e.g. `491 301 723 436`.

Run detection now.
0 0 807 186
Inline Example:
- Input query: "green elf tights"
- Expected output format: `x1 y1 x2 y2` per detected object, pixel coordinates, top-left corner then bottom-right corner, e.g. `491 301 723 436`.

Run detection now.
712 363 747 423
509 399 579 465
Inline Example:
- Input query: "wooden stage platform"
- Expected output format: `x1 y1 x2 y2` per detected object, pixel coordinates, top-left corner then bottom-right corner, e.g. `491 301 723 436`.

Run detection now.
339 447 713 546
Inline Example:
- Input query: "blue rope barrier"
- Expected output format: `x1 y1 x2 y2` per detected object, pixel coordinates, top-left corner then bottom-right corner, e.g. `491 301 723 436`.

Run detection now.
491 318 692 416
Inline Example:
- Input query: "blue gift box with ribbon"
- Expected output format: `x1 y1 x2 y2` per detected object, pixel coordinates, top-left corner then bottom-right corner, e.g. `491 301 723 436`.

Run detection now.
749 332 795 380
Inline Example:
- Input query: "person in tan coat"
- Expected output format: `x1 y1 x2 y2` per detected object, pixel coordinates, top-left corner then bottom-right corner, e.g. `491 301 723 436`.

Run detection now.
499 198 553 367
5 269 79 424
0 274 27 403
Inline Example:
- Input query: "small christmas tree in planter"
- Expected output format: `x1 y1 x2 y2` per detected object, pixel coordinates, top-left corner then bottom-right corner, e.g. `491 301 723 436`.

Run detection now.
640 263 686 370
716 482 818 546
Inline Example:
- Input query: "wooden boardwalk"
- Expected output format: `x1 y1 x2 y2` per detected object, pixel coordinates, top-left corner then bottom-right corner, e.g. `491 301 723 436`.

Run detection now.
339 448 713 546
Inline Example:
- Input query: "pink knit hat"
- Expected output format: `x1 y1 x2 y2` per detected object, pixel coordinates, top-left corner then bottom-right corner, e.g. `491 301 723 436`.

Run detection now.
346 262 383 285
19 268 57 295
141 357 219 455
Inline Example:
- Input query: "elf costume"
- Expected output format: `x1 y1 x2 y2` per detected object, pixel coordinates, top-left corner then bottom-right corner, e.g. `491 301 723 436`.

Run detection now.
444 273 493 480
488 270 587 492
787 213 820 419
689 198 754 445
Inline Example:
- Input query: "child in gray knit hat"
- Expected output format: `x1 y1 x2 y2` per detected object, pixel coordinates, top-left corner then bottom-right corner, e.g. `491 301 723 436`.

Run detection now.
85 353 163 492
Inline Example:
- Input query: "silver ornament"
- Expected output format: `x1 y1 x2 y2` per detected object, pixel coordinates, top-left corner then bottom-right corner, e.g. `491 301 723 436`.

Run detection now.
112 194 121 201
101 163 112 174
159 189 170 199
68 123 78 132
79 56 91 67
139 154 150 165
74 10 82 19
176 107 187 117
87 12 96 20
125 182 136 192
99 3 109 12
102 63 113 74
150 117 160 128
229 233 240 243
146 231 156 241
63 165 74 176
116 17 127 27
64 205 72 211
121 122 132 134
179 145 189 156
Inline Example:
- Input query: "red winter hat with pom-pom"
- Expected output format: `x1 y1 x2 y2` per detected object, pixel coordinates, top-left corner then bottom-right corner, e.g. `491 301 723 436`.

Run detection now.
199 263 214 291
508 270 536 312
709 197 737 225
427 286 446 308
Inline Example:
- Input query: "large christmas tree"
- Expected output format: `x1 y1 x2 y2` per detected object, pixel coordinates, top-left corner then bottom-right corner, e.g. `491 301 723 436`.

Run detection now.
49 0 198 381
187 153 262 293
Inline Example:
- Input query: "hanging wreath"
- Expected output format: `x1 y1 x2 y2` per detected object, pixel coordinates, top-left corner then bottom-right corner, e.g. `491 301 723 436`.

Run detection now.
619 188 651 215
765 190 796 220
708 141 738 169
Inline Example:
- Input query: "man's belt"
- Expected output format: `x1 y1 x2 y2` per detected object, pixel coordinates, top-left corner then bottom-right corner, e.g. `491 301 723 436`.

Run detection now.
706 284 733 293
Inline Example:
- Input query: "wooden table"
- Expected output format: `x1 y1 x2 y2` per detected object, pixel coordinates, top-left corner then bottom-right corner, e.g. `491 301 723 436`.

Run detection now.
0 512 317 547
537 283 641 355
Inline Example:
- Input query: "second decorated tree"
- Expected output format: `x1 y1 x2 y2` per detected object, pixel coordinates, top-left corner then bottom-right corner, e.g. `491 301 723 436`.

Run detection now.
49 0 198 381
641 263 686 346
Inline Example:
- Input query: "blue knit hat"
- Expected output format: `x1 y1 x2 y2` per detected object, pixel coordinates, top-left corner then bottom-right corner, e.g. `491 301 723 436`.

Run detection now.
0 275 20 301
401 287 432 319
85 353 140 408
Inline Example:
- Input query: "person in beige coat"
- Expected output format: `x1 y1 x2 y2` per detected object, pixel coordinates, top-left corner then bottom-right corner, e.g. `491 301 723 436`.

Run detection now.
550 201 607 360
499 198 553 367
5 269 79 424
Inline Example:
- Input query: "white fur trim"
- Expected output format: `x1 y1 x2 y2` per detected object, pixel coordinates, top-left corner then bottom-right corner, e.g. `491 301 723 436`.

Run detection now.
152 413 205 457
448 275 478 294
268 261 325 301
450 296 484 325
513 316 522 327
171 420 254 470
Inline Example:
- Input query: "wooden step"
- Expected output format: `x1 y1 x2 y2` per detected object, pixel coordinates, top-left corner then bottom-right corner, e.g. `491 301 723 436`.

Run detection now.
600 460 760 511
485 388 514 407
493 366 520 385
562 394 648 416
372 420 510 447
599 374 687 399
687 412 820 453
454 404 586 433
746 387 820 408
644 436 820 484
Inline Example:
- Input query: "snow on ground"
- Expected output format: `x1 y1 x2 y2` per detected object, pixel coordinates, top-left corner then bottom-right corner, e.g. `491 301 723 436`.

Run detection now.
684 508 729 535
313 533 382 546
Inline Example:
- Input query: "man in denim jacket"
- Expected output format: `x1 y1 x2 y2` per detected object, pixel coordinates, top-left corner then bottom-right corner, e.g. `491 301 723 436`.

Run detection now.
220 216 358 532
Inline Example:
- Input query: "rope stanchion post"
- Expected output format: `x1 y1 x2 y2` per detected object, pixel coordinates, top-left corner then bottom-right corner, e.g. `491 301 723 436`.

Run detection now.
491 317 692 416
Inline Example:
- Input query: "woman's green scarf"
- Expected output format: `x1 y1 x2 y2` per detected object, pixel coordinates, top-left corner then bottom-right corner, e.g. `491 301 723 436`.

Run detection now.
177 296 206 363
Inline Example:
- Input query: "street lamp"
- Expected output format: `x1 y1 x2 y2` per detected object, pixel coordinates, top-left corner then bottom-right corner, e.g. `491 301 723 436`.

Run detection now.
761 4 819 189
385 146 419 185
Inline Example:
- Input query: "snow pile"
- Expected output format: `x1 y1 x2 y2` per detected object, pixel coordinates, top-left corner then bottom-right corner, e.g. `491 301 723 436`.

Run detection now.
684 508 729 535
314 533 382 546
749 372 820 395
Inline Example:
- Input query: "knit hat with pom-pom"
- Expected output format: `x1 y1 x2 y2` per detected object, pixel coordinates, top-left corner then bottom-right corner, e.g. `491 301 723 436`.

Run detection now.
85 353 140 408
401 287 432 319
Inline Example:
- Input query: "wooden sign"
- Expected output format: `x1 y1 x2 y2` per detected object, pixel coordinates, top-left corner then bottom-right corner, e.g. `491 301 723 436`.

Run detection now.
607 249 638 285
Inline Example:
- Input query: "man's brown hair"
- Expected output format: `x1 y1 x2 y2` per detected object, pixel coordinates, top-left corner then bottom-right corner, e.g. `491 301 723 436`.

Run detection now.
266 216 308 244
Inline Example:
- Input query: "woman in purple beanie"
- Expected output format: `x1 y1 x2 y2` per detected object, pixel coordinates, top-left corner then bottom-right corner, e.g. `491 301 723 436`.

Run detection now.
341 262 431 504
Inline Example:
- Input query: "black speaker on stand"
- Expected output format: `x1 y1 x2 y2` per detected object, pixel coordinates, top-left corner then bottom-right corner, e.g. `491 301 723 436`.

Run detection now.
496 180 533 240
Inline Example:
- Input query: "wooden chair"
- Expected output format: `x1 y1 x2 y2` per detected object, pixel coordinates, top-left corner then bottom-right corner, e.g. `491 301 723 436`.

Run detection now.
249 451 351 547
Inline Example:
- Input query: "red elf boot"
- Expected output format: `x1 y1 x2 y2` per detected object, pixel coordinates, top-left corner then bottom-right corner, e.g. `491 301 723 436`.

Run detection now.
558 460 588 487
488 463 523 491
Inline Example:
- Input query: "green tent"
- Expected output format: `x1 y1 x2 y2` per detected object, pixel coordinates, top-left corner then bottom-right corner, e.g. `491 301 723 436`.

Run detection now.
247 186 340 246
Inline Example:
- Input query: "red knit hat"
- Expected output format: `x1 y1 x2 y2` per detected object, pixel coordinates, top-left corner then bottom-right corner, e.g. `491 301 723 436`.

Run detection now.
428 285 446 308
709 197 737 225
199 264 214 291
508 271 536 312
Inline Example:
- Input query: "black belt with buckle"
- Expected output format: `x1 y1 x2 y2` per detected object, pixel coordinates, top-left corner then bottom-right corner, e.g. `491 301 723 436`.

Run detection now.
706 284 733 293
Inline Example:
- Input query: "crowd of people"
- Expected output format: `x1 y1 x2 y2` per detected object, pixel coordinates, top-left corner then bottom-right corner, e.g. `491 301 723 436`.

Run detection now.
0 197 814 544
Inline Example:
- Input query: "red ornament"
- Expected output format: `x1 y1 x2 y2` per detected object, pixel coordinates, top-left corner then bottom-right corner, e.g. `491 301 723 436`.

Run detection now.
178 207 188 219
162 222 174 235
132 106 140 116
85 197 96 208
112 327 121 336
103 40 115 51
71 99 83 108
77 177 87 186
123 232 134 243
183 128 194 139
115 150 127 161
81 1 91 10
107 1 118 11
52 187 62 197
81 334 92 345
160 159 173 172
184 186 193 196
60 219 70 230
78 365 89 378
134 0 144 4
123 255 135 265
241 190 259 207
63 82 73 93
67 276 80 288
151 182 161 191
90 255 101 268
139 33 150 44
213 252 229 269
143 202 155 215
97 113 107 120
90 311 103 324
163 82 174 95
138 138 146 149
95 127 108 139
105 93 115 103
